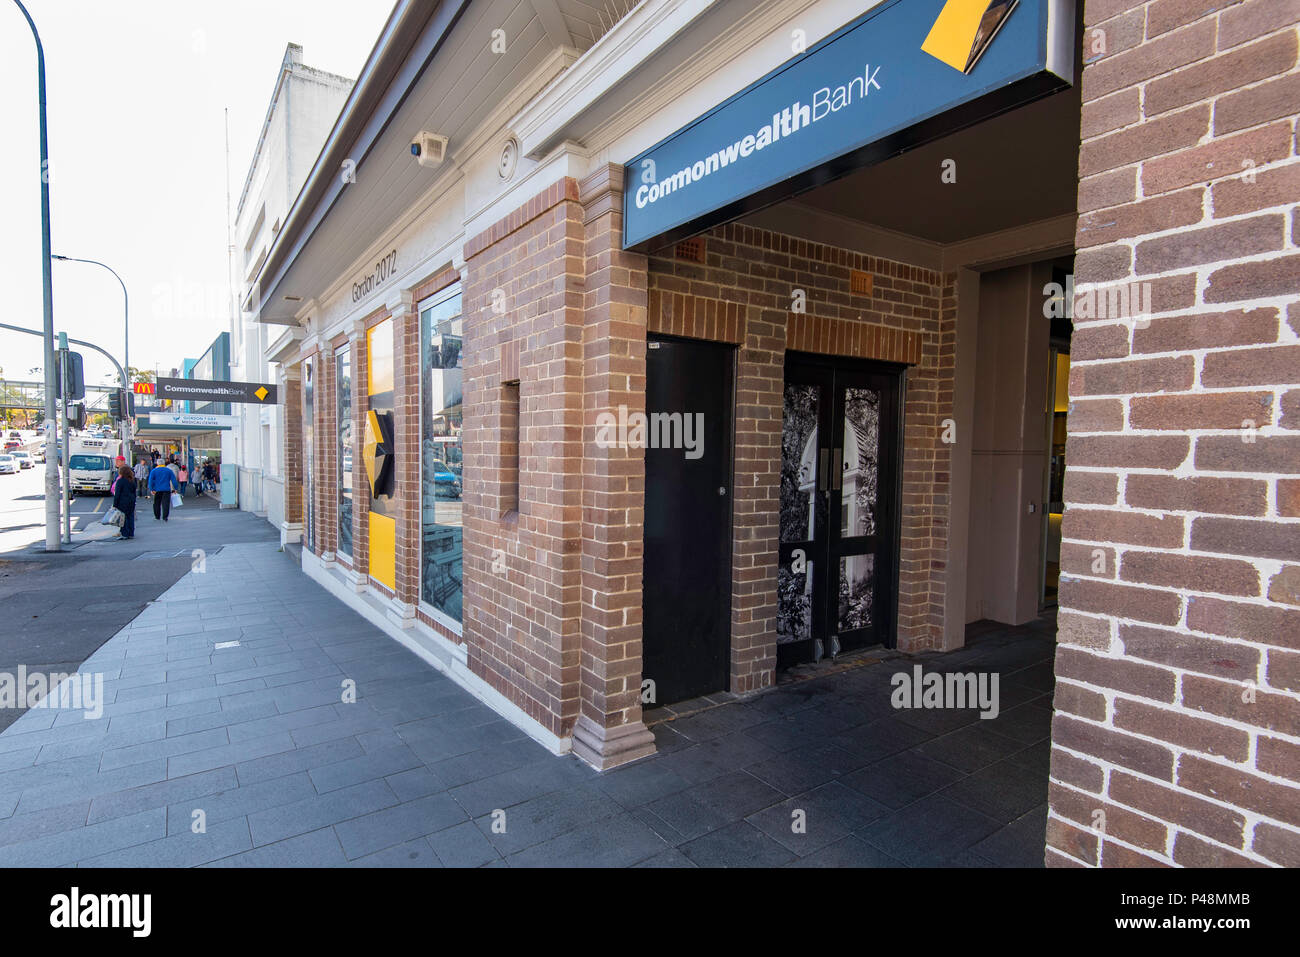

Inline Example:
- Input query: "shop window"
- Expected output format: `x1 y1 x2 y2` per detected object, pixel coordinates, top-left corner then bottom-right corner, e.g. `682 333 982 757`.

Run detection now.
418 284 464 622
337 346 353 559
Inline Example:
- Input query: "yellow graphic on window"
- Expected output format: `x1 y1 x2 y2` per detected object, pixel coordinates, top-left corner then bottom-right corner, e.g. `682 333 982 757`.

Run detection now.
922 0 1019 74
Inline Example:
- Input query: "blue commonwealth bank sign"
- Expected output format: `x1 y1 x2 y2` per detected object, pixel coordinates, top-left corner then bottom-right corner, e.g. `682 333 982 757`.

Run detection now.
623 0 1076 250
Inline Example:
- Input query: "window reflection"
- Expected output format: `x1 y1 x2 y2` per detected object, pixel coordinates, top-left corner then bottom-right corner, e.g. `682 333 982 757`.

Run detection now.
419 286 464 620
338 347 353 558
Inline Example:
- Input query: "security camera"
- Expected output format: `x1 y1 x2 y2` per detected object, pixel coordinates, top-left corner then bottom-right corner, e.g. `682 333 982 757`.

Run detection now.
411 131 448 168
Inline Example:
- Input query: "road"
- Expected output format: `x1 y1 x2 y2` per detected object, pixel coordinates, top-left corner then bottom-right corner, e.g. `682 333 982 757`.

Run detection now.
0 452 116 554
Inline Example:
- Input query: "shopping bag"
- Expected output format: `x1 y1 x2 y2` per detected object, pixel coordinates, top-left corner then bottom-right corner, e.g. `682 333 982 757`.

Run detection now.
171 492 183 508
102 507 125 527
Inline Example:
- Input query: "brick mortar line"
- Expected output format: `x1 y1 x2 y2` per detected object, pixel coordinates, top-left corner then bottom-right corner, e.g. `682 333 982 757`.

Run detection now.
1053 675 1298 740
1047 763 1295 864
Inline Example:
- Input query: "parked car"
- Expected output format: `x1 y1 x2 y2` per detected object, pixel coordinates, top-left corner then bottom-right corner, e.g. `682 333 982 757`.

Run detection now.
429 459 462 498
11 451 33 469
0 455 18 475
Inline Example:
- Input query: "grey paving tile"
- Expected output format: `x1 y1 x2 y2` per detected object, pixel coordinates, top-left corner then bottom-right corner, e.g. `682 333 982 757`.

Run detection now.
163 700 278 737
100 727 231 772
234 735 364 786
14 759 169 814
111 699 222 733
0 800 89 848
80 816 252 867
308 744 422 794
506 812 669 867
203 827 349 868
448 756 595 818
88 767 238 824
746 781 889 854
427 820 501 867
940 757 1048 821
645 771 784 841
382 764 449 806
334 792 466 860
679 820 797 867
424 737 550 790
744 743 864 795
634 847 696 867
166 769 321 837
783 833 904 867
655 732 778 786
0 807 165 867
858 794 1003 866
594 755 692 808
225 704 338 743
474 785 624 856
165 732 297 780
970 804 1048 868
247 779 399 847
914 723 1026 774
348 837 443 868
841 750 966 809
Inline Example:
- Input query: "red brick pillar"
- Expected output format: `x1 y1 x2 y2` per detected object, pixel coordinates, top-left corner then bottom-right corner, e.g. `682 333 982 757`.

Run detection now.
283 364 303 532
392 293 421 622
317 344 337 562
350 320 371 584
1048 0 1300 867
462 179 586 742
571 163 657 770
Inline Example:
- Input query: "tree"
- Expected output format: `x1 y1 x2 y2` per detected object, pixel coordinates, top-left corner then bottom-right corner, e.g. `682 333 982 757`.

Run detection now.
127 367 155 384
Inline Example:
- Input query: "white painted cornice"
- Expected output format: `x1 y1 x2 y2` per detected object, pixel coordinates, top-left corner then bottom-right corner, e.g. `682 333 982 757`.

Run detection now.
512 0 721 160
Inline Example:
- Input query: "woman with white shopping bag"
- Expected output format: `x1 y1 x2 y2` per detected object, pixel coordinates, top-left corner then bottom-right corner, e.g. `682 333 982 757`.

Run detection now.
110 464 137 539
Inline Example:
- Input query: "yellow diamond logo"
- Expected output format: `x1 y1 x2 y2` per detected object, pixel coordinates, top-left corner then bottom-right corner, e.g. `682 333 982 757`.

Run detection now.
254 386 269 402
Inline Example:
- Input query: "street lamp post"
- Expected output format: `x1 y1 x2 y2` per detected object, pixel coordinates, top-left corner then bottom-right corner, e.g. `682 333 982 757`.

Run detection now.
53 255 131 455
10 0 60 551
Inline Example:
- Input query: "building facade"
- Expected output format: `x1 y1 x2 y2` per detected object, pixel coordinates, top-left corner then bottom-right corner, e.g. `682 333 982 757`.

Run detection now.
231 43 353 527
253 0 1300 866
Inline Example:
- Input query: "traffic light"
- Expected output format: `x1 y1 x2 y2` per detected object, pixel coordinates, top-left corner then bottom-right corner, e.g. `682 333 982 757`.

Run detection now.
108 390 124 420
56 351 85 400
67 403 86 431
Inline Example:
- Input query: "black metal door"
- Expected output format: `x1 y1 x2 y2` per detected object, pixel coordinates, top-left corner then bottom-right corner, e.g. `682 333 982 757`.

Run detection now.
642 335 734 706
778 353 901 667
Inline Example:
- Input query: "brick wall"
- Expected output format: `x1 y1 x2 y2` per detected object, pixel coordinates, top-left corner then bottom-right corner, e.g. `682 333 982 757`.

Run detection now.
283 366 303 526
351 324 370 572
393 305 420 607
647 223 954 667
1048 0 1300 867
316 346 337 559
463 179 587 738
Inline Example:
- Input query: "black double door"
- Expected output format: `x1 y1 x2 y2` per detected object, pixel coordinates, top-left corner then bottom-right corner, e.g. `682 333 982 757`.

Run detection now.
642 335 734 707
778 353 901 668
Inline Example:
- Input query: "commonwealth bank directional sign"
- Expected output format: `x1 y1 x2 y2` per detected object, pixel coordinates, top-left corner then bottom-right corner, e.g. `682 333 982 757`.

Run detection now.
623 0 1074 250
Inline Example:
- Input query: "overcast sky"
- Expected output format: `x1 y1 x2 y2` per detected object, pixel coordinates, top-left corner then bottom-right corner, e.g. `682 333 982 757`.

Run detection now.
0 0 391 397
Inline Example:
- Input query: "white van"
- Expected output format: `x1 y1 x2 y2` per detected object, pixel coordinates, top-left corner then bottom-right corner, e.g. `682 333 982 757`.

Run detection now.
68 436 121 495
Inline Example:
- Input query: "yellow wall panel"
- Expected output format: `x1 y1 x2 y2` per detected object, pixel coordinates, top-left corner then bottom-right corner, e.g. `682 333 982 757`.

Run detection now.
368 512 396 590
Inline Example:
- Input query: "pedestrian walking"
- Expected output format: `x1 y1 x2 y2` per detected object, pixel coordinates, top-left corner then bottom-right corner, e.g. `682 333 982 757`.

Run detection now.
177 463 189 497
113 464 137 540
148 459 179 521
134 457 149 496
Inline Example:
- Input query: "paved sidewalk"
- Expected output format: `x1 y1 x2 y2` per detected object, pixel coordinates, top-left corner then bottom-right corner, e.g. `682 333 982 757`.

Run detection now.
0 542 1053 867
0 494 278 732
